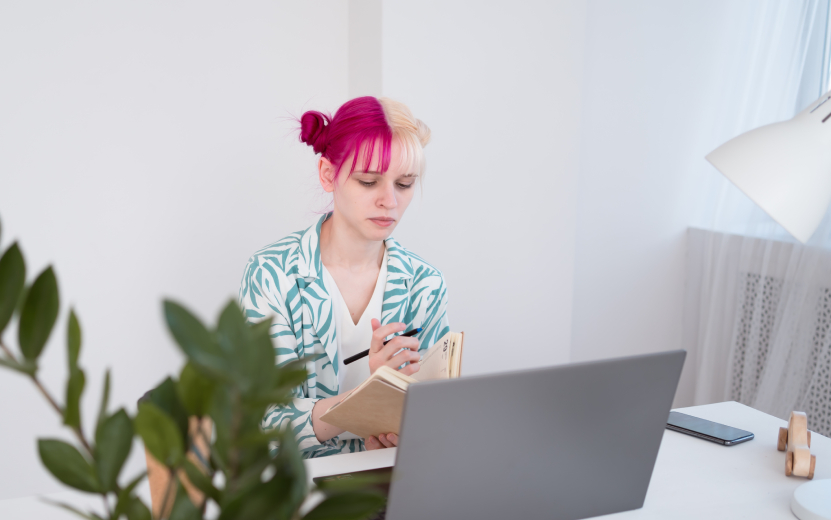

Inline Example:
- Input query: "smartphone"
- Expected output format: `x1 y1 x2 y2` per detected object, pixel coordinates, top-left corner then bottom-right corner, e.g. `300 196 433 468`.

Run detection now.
666 411 754 446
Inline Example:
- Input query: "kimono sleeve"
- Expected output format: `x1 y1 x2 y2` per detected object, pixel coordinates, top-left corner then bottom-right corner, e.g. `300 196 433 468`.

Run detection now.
417 272 451 351
238 258 322 452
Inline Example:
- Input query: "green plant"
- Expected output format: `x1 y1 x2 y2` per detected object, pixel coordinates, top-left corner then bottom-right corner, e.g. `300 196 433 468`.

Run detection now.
0 217 386 520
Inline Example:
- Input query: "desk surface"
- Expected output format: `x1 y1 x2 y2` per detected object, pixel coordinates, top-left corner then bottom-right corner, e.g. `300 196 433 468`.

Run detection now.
305 401 831 519
1 401 827 519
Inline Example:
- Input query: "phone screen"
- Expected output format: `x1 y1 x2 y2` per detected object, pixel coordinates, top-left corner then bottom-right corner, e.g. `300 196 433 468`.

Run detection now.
666 411 754 446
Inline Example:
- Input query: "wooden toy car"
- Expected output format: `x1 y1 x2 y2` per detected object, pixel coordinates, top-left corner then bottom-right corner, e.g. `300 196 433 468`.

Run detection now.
777 411 816 479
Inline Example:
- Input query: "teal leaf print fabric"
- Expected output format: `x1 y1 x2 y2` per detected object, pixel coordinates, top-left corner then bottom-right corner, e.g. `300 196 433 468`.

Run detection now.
239 213 450 458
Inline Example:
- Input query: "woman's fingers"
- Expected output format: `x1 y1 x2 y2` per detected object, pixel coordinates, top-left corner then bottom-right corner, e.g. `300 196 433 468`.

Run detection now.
384 348 420 371
366 434 398 449
368 323 420 374
366 436 381 450
380 336 419 356
378 433 397 448
370 321 407 353
398 361 420 376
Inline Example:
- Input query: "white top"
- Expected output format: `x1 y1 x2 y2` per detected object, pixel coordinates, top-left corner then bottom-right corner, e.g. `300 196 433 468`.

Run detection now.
321 249 388 395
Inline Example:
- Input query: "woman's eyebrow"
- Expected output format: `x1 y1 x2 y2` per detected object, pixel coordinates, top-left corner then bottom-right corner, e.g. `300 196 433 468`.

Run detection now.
354 171 418 177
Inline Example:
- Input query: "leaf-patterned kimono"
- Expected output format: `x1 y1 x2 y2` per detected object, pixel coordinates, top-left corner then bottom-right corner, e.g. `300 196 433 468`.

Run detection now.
238 213 450 458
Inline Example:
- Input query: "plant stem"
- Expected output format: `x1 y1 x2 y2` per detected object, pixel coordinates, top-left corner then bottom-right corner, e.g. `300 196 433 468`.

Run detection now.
101 493 114 520
0 338 94 456
228 389 242 488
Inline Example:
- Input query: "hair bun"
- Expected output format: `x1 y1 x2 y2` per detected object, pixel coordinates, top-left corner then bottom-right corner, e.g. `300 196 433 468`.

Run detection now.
300 111 331 155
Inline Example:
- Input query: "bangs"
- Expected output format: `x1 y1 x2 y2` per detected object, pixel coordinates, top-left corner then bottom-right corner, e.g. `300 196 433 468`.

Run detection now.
392 130 425 176
339 131 424 179
336 128 392 179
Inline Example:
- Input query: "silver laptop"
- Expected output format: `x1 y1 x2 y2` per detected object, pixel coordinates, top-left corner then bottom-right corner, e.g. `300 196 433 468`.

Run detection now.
386 350 686 520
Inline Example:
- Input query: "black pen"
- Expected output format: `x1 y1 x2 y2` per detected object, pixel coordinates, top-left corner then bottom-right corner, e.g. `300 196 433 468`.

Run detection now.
343 327 423 365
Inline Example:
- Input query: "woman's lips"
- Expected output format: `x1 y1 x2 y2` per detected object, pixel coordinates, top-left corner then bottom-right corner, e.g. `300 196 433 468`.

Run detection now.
369 218 395 228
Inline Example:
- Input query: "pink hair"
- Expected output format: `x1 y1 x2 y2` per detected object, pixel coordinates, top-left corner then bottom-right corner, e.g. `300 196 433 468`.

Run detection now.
299 96 393 181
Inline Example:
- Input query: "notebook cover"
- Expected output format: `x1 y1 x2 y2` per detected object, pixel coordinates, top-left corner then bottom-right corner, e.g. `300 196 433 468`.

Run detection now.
320 379 407 439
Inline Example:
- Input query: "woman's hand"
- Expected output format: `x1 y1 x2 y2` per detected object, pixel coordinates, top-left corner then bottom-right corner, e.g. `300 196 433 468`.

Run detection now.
366 433 398 450
368 319 420 376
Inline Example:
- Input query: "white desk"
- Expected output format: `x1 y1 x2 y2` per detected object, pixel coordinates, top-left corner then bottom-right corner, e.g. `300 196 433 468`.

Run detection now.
2 401 827 518
304 401 831 519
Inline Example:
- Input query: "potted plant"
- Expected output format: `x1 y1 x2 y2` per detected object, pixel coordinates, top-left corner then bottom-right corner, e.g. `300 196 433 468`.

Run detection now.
0 217 385 520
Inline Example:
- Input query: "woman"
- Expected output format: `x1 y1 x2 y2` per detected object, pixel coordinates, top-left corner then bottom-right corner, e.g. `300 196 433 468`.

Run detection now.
239 96 449 458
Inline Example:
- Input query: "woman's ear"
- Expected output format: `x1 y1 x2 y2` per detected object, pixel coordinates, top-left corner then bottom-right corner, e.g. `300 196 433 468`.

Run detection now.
318 157 337 193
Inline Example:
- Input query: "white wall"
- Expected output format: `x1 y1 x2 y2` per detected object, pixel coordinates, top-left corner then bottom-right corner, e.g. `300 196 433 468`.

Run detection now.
1 0 794 507
568 0 795 406
0 0 348 501
382 0 587 375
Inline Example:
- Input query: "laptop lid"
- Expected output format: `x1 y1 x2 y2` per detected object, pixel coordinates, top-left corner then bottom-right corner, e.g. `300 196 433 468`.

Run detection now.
386 350 686 520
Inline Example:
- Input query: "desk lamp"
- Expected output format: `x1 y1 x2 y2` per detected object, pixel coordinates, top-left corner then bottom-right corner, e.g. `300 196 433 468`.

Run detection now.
706 90 831 243
706 90 831 519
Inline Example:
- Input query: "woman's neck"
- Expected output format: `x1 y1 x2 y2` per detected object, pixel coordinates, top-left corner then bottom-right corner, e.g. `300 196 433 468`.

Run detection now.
320 212 385 272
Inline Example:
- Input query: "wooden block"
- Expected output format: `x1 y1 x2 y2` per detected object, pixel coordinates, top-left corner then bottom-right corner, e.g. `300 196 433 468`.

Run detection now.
778 427 788 451
808 455 816 480
793 448 812 477
789 412 809 447
781 411 816 479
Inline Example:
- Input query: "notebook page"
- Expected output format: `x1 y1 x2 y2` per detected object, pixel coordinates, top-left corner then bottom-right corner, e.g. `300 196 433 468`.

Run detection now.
411 332 452 382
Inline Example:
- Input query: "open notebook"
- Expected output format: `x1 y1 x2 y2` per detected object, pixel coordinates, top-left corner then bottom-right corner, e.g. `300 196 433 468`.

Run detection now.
320 331 464 439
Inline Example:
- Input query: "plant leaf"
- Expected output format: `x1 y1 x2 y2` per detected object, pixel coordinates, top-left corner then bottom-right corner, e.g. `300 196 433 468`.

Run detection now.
169 483 201 520
183 458 220 503
218 429 307 520
39 498 102 520
178 363 215 417
123 498 152 520
94 408 134 492
67 309 81 369
163 300 226 375
38 439 100 493
0 355 37 375
114 471 147 518
135 402 184 467
63 309 85 428
146 377 189 447
0 242 25 333
64 367 86 428
302 491 387 520
18 266 59 360
96 369 111 436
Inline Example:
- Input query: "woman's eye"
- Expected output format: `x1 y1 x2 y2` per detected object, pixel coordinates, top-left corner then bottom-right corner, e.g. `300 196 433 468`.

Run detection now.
358 180 376 187
396 183 414 190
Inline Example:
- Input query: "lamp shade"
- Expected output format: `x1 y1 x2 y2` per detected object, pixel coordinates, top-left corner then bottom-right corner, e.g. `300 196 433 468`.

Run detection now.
706 91 831 243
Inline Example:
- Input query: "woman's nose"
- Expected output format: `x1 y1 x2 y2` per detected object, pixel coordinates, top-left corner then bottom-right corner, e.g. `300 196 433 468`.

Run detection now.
378 182 397 208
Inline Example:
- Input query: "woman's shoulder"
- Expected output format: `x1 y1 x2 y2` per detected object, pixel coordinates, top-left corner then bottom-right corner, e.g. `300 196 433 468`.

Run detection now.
243 228 307 281
385 237 446 287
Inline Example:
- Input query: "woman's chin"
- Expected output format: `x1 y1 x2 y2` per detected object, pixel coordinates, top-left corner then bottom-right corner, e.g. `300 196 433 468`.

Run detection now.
363 223 396 241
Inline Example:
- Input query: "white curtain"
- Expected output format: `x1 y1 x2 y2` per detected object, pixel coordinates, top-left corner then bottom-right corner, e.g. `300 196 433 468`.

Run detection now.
685 0 831 435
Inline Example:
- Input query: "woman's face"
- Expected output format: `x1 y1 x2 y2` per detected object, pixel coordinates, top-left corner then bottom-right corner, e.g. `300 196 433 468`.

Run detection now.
319 138 417 242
